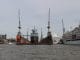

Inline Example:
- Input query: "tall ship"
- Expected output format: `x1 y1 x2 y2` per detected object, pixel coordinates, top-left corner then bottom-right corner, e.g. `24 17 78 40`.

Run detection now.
39 8 53 45
16 10 30 45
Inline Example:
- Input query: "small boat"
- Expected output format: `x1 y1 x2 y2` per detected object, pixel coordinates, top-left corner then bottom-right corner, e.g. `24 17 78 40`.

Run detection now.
8 42 13 45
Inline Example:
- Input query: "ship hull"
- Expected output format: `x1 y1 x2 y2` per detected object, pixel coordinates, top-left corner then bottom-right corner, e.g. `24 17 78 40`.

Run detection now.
63 40 80 45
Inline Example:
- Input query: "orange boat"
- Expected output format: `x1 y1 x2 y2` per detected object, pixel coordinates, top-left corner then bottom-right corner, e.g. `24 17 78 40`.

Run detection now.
16 34 30 45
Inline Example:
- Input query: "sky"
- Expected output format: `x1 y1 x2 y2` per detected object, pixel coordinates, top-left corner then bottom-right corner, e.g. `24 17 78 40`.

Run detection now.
0 0 80 38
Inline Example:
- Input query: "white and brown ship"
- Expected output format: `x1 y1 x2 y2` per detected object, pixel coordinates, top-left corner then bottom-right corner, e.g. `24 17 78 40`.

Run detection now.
60 21 80 44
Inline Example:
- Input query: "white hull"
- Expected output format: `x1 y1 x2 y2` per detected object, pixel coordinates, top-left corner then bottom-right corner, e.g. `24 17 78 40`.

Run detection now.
63 40 80 44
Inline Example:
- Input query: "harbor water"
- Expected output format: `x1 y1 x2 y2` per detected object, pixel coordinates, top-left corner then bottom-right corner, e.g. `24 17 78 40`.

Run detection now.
0 44 80 60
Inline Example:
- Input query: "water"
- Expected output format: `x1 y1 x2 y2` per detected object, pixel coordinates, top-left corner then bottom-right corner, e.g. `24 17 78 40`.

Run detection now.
0 44 80 60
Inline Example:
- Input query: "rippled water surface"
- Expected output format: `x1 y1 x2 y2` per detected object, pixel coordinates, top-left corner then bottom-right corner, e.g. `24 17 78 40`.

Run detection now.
0 44 80 60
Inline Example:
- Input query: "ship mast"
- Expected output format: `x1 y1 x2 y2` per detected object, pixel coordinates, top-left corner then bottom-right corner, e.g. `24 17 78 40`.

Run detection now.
79 20 80 27
47 8 51 36
18 9 21 35
62 19 65 35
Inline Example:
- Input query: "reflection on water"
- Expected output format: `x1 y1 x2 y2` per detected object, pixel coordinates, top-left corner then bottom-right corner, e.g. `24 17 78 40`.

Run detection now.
0 44 80 60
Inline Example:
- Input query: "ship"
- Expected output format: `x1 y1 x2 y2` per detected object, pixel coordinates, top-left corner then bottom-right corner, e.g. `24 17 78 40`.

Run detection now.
16 8 53 45
16 32 30 45
60 19 80 44
39 33 53 45
30 27 39 45
16 10 30 45
39 8 53 45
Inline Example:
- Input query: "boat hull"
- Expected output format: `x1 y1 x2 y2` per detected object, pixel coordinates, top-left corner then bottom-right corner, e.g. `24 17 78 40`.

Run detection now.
63 40 80 45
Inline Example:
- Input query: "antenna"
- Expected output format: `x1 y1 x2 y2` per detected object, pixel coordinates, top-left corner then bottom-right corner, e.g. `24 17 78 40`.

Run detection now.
27 31 28 40
40 28 43 40
62 19 65 34
34 26 35 30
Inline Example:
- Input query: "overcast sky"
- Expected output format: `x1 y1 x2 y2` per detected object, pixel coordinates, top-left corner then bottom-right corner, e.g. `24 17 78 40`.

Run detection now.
0 0 80 38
